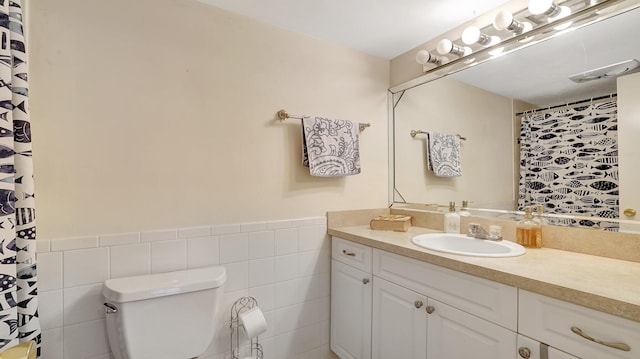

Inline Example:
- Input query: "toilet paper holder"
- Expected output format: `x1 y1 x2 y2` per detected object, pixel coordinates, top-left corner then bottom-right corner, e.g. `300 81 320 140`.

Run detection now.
230 296 264 359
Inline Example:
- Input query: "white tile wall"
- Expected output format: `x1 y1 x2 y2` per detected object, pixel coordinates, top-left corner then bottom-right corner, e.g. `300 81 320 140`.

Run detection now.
38 216 332 359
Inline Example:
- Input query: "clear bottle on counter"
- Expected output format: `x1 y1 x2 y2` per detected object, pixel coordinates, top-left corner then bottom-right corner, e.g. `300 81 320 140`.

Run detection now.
532 204 545 246
516 206 541 248
444 201 461 233
458 200 471 217
534 205 546 225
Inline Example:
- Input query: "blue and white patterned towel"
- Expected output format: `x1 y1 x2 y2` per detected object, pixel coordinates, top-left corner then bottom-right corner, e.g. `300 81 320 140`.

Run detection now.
302 117 361 177
427 132 462 177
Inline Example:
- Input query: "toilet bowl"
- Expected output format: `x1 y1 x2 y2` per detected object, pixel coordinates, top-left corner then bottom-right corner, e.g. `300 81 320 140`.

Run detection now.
103 266 226 359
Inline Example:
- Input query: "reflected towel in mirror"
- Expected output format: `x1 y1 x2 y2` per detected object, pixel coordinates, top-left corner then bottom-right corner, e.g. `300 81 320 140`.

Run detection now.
427 132 462 177
302 117 361 177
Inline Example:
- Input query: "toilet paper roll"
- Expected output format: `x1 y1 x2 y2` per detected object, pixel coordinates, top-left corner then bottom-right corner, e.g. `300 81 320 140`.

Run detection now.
239 306 267 339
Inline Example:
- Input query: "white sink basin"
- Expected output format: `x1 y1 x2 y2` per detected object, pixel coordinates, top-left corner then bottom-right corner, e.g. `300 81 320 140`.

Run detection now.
411 233 526 258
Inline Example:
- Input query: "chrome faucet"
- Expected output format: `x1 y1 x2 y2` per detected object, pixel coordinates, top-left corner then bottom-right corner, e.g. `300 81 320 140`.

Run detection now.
467 223 502 241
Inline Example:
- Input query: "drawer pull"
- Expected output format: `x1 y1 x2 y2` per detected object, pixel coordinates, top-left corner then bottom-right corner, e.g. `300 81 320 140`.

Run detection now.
570 326 631 352
426 305 435 314
518 347 531 359
342 250 356 257
362 278 370 285
414 300 423 309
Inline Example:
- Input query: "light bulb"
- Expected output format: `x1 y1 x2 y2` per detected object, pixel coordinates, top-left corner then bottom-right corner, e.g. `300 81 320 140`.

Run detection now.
528 0 557 16
415 50 444 65
493 10 534 42
415 50 430 64
493 11 514 30
436 39 472 57
493 10 529 34
461 26 482 45
436 39 454 55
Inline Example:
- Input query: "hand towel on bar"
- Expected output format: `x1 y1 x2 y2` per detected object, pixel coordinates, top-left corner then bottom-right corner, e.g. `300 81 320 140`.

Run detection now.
426 132 462 177
301 116 361 177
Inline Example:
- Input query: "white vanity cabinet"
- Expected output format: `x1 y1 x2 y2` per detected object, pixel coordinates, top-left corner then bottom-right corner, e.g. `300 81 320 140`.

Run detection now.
330 236 640 359
330 238 373 359
331 236 518 359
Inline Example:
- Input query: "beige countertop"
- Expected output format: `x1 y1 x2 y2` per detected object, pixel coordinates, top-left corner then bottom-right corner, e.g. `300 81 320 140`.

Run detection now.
328 225 640 323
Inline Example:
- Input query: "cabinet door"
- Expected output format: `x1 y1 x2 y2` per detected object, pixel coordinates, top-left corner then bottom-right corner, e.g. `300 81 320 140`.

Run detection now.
372 277 427 359
331 259 372 359
427 298 516 359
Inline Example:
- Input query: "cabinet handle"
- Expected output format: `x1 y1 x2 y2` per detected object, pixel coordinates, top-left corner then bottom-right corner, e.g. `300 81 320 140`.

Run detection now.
414 300 423 309
362 278 370 285
518 347 531 359
425 305 435 314
342 250 356 257
570 326 631 352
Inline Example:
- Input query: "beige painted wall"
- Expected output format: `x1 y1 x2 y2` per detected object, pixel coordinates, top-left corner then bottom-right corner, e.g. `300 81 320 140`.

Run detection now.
393 78 515 209
28 0 390 238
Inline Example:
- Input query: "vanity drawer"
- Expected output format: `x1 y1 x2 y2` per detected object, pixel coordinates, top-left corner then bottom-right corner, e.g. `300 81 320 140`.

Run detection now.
332 237 372 273
373 249 517 330
519 290 640 359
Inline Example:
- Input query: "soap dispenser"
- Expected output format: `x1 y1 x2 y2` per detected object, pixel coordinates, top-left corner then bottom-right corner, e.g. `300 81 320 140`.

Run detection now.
516 206 541 248
444 201 461 233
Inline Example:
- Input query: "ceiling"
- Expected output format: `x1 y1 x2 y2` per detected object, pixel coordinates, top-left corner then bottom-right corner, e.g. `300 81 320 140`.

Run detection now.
196 0 510 59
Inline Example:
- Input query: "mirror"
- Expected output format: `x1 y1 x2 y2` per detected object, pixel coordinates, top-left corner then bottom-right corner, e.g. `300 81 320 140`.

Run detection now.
391 2 640 232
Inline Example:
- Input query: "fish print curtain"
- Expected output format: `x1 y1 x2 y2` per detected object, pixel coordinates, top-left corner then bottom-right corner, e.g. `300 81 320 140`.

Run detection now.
0 0 40 355
518 100 619 230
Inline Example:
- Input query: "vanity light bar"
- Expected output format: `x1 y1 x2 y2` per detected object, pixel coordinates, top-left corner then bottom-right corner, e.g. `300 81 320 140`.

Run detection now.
415 0 604 70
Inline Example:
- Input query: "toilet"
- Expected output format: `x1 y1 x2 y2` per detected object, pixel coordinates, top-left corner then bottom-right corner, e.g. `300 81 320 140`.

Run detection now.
103 266 226 359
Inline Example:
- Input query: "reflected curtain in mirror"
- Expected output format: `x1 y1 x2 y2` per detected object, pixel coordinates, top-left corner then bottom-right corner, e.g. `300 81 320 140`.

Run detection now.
0 0 41 355
518 100 619 230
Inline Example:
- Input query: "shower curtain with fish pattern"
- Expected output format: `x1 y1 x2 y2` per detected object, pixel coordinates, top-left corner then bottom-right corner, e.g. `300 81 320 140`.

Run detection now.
518 100 619 230
0 0 41 355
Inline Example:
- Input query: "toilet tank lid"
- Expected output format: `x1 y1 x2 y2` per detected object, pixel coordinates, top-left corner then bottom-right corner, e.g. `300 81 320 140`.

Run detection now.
103 266 226 303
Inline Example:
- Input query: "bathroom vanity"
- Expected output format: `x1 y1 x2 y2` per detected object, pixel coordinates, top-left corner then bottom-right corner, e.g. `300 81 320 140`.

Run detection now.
328 212 640 359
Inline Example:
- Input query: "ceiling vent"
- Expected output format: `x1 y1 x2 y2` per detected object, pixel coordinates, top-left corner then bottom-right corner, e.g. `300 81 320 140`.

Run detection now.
569 59 640 83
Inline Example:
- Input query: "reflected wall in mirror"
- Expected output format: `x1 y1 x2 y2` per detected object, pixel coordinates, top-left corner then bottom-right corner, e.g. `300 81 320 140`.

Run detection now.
391 2 640 232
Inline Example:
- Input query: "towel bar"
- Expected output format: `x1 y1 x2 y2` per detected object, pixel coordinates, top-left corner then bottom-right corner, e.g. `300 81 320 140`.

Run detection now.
410 129 466 141
277 109 371 132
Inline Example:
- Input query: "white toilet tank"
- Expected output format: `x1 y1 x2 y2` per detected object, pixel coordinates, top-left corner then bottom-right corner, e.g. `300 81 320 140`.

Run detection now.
103 266 226 359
